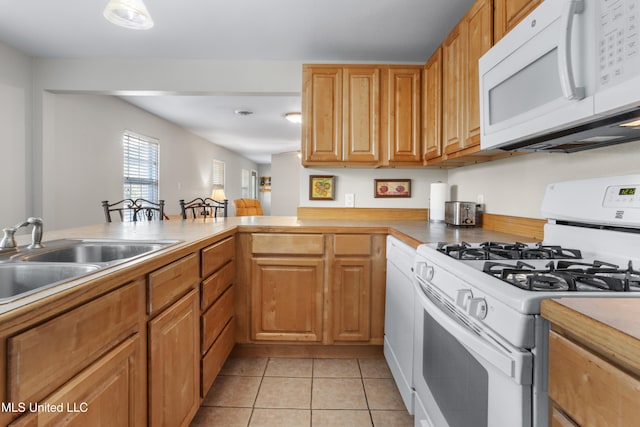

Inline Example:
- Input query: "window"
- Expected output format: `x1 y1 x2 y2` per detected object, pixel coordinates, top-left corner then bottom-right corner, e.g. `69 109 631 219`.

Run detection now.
241 168 258 199
123 131 159 203
212 159 225 191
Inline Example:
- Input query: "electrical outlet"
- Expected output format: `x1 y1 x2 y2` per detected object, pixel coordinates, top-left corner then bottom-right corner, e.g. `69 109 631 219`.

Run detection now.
477 194 484 204
345 193 355 207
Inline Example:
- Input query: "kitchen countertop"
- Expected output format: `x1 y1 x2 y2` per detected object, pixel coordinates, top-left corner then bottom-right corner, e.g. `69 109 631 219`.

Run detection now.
0 216 537 317
541 298 640 377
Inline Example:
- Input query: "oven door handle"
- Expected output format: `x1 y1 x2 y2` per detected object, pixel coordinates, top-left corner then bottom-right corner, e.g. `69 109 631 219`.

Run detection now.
416 282 532 385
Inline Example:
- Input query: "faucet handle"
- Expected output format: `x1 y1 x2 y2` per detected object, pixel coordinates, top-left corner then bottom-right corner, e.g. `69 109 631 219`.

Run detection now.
0 227 17 250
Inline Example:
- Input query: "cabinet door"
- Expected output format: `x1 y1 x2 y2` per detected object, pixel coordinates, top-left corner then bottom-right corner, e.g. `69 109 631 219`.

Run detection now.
10 336 143 427
251 258 324 341
494 0 542 42
149 289 200 427
423 48 443 162
302 66 343 163
343 66 380 164
442 23 466 155
463 0 493 149
332 258 372 341
383 67 422 165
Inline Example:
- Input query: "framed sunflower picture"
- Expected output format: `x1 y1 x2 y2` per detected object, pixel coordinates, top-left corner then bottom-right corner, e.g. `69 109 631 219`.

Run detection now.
309 175 335 200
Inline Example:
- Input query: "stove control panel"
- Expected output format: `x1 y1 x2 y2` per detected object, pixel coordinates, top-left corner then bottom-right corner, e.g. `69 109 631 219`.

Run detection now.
603 185 640 209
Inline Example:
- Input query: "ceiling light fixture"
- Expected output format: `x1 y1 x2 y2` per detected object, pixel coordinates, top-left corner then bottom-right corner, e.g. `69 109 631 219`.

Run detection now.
103 0 154 30
285 112 302 124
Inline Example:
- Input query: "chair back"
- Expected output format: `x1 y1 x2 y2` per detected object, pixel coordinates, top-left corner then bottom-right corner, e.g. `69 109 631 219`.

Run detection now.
233 198 264 216
179 197 228 219
102 199 166 222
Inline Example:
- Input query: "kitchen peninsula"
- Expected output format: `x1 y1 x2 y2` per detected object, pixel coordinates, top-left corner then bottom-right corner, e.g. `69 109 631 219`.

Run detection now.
0 216 535 426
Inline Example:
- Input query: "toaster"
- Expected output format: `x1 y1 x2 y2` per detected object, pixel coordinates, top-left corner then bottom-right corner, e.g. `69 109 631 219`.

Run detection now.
445 201 478 226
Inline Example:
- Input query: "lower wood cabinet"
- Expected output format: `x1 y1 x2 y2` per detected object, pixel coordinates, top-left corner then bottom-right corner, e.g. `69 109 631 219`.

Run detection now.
548 330 640 427
251 257 324 341
148 289 200 427
10 336 142 427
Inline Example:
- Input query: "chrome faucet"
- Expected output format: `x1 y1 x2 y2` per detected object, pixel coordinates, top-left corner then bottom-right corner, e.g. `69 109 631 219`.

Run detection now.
0 217 44 251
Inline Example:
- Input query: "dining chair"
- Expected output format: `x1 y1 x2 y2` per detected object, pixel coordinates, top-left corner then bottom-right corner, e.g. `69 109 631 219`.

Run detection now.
102 199 166 222
179 197 228 219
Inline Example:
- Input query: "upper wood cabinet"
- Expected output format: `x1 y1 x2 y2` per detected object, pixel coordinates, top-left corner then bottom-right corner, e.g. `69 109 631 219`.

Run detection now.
302 64 421 167
494 0 543 42
302 66 343 163
442 22 466 155
423 47 443 162
381 67 422 166
463 0 493 150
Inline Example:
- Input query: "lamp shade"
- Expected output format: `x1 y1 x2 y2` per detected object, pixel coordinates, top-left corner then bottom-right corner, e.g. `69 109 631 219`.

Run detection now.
211 189 227 201
103 0 154 30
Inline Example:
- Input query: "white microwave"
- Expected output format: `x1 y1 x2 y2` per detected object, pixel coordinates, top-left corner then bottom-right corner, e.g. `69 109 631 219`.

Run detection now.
479 0 640 152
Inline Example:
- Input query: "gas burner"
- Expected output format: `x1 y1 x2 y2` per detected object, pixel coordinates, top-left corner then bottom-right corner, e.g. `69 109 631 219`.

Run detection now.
483 260 640 292
438 241 583 261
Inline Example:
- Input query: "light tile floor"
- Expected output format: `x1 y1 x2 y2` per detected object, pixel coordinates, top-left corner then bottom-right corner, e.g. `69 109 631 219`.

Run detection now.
190 357 414 427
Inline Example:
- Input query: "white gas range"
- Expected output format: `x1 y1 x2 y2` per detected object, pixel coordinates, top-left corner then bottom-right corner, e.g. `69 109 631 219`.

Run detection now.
412 175 640 427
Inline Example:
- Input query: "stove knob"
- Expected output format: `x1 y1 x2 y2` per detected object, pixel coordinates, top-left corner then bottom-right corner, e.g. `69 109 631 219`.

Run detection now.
416 262 434 281
469 297 488 320
456 289 473 310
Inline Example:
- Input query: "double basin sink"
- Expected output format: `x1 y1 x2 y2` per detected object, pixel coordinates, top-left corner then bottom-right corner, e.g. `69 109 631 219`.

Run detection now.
0 239 179 304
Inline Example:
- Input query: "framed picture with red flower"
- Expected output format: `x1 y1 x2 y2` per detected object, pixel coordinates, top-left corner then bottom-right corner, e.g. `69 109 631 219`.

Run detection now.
309 175 336 200
374 179 411 198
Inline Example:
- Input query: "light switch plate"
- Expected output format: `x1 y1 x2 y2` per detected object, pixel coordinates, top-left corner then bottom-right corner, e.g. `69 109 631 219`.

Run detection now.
345 193 355 207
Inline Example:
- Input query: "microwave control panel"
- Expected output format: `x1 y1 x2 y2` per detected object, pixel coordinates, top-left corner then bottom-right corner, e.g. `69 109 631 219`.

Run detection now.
598 0 640 88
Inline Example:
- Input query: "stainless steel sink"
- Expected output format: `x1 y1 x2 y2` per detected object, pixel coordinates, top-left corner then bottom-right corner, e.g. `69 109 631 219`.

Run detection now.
0 262 101 303
0 239 179 304
18 240 176 264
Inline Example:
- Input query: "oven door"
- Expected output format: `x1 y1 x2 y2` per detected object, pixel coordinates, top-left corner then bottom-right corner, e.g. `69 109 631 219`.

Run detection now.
413 279 533 427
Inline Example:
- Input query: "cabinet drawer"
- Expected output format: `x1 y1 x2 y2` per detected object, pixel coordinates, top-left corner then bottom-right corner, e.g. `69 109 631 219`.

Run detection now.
252 233 324 255
334 234 372 256
148 253 199 315
7 281 143 404
202 286 234 354
201 320 235 397
201 260 235 311
202 236 235 278
549 330 640 426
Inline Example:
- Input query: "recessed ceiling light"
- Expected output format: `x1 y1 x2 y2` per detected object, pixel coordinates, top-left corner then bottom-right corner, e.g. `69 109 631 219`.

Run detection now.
234 109 254 116
285 112 302 124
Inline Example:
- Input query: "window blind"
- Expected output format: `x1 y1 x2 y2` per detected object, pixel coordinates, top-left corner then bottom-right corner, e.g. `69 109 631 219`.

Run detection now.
212 159 225 190
123 131 159 202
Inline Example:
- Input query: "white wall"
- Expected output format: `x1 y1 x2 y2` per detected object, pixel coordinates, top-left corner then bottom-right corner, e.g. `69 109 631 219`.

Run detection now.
299 167 448 209
0 43 31 227
271 152 300 216
447 139 640 219
41 94 258 229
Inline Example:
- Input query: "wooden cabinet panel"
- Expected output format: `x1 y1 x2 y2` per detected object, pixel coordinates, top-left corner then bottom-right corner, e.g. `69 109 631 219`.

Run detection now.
201 260 234 311
548 330 640 427
464 0 493 149
343 67 380 164
302 66 343 163
149 289 200 427
148 253 198 315
334 234 371 256
382 67 422 165
10 336 143 427
442 23 466 155
251 233 324 255
332 258 372 341
494 0 542 42
201 236 235 278
251 258 324 341
423 48 443 162
201 320 235 397
201 286 234 354
7 281 142 405
550 404 579 427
